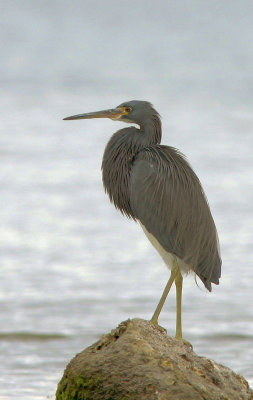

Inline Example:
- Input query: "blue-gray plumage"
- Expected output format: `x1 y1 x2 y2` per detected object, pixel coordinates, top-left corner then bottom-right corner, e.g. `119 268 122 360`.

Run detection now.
64 100 221 342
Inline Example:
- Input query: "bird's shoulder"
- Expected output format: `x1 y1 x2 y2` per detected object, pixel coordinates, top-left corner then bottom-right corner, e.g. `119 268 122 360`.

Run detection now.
130 144 199 217
131 144 199 188
133 144 184 164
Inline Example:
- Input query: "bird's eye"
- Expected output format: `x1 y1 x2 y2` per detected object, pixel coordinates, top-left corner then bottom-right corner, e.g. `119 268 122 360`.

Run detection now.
125 107 131 113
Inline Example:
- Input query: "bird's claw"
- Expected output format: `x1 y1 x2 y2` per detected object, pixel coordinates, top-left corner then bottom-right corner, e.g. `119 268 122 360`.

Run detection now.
150 319 167 333
175 337 193 349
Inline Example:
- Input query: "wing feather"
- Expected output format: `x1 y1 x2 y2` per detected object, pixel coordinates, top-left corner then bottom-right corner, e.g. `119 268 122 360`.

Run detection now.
130 145 221 290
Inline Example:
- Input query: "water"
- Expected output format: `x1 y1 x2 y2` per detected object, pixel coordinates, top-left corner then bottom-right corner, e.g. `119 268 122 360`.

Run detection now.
1 1 253 399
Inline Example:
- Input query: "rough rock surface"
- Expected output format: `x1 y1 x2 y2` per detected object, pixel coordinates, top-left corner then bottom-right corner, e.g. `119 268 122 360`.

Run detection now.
56 318 253 400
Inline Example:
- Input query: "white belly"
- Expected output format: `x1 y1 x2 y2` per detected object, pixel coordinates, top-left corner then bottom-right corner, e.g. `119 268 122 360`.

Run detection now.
139 222 190 274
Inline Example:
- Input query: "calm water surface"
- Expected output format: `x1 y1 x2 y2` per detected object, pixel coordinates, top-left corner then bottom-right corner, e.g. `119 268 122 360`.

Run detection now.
1 1 253 399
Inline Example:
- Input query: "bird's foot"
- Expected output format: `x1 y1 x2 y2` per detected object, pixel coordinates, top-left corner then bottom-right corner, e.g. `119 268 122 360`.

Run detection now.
150 318 167 333
175 336 193 349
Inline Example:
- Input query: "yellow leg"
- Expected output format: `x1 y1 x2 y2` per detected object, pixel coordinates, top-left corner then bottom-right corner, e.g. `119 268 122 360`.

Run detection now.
150 267 178 325
175 271 192 347
175 272 183 340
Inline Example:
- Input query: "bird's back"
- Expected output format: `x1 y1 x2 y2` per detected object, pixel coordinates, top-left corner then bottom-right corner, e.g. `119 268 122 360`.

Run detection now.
130 145 221 291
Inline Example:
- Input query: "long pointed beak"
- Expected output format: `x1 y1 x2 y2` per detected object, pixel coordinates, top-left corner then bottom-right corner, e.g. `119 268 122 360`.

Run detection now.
63 108 124 121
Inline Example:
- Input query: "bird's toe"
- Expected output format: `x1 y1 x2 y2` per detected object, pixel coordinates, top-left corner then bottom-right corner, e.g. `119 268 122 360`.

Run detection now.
150 319 167 333
175 337 193 349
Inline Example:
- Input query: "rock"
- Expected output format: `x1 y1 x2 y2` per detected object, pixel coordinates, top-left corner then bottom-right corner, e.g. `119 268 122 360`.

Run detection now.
56 318 253 400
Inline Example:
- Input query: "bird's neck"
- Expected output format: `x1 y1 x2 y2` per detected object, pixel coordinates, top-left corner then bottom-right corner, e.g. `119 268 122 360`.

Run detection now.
140 116 162 146
102 127 142 218
101 117 162 217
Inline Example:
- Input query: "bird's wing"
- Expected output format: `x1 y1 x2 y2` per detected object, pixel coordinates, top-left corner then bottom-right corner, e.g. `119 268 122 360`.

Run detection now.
130 145 221 290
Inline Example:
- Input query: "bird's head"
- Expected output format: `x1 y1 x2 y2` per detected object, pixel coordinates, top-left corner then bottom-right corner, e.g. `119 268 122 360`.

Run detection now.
63 100 159 128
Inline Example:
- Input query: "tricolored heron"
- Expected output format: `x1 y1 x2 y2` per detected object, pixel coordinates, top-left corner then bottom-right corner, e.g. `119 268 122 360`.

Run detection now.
64 100 221 342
